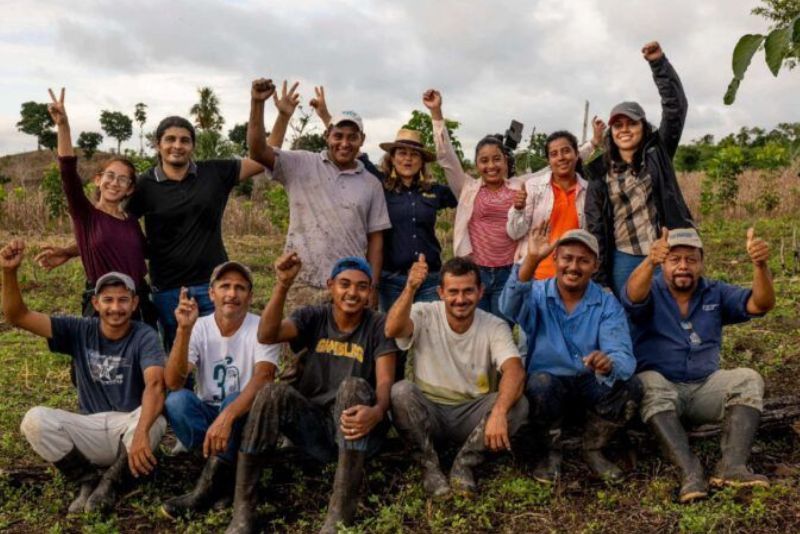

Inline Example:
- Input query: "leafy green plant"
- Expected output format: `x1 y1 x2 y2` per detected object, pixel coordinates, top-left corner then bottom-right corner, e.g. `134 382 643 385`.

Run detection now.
40 163 66 218
701 146 746 215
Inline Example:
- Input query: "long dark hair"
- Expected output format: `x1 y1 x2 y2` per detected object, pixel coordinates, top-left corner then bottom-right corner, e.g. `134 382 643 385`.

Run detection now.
379 149 434 193
602 121 654 176
545 130 584 178
475 135 516 178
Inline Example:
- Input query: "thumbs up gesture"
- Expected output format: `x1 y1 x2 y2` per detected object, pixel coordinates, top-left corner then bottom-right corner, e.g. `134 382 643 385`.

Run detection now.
746 227 769 266
648 227 670 266
407 254 428 292
513 187 527 211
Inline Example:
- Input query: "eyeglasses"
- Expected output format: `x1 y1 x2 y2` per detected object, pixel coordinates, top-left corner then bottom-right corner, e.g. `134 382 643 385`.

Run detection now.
680 321 702 346
100 171 133 187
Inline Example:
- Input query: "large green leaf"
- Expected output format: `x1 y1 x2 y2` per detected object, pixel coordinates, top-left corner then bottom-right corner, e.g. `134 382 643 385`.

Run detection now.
723 78 741 106
793 15 800 44
765 27 792 76
732 34 765 77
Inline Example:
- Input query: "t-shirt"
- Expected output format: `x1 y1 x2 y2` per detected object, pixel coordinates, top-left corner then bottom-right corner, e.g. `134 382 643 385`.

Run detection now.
289 305 397 409
48 317 165 414
469 185 518 267
271 149 391 288
534 182 580 280
397 301 520 405
126 160 241 290
188 313 281 405
59 156 148 286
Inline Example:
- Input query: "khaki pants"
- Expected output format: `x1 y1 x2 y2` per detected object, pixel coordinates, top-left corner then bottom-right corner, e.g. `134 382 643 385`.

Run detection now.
638 368 764 424
20 406 166 466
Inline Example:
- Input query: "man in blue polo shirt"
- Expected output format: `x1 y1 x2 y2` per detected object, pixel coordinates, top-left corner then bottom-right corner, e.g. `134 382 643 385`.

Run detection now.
622 227 775 503
500 223 641 484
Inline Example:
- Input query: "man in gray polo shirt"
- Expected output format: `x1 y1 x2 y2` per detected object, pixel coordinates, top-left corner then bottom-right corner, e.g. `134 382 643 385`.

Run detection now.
247 78 391 305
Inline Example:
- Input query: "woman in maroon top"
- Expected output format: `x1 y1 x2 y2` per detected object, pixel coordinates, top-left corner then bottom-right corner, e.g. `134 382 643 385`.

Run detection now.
42 88 157 327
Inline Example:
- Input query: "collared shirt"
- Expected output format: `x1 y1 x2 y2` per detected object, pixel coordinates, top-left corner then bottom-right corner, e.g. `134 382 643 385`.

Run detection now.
534 182 580 280
383 183 457 273
499 265 636 386
271 149 391 288
621 276 758 382
127 159 241 290
606 167 658 255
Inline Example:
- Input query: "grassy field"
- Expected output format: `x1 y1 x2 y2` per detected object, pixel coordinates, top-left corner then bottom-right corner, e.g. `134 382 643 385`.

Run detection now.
1 215 800 533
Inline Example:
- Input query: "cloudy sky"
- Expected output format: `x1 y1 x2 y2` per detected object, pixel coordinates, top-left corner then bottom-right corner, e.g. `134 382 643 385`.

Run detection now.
1 0 797 160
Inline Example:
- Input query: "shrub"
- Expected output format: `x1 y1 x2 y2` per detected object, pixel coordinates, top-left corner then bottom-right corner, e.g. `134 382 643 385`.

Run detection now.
40 163 65 218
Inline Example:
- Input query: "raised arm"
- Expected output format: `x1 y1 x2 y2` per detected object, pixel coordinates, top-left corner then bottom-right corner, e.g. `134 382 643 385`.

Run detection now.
744 228 775 315
1 241 52 338
423 89 470 198
643 41 687 157
309 86 332 129
47 88 74 157
164 287 199 391
266 80 301 149
384 254 426 339
518 221 557 282
625 227 669 303
257 251 302 344
247 78 278 170
128 365 165 478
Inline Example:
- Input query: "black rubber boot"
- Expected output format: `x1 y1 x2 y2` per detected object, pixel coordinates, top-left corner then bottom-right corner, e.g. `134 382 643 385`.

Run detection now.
709 405 769 488
648 411 708 502
532 426 563 484
320 448 366 534
225 452 265 534
449 417 487 495
53 447 99 514
84 441 129 514
582 413 624 483
161 456 235 519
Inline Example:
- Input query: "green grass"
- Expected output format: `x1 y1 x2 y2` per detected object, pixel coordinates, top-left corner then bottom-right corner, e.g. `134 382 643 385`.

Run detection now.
1 216 800 533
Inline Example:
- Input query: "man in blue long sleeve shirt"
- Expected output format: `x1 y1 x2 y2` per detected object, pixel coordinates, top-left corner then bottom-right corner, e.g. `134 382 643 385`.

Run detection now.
623 227 774 503
500 225 641 484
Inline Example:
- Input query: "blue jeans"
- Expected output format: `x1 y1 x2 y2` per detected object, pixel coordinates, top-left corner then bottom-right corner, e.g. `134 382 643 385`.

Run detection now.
478 265 512 324
152 283 214 351
379 271 440 312
164 389 245 463
525 372 643 426
611 250 660 298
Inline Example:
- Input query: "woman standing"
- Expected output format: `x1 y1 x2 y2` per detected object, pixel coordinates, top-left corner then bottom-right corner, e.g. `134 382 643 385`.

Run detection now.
585 41 693 296
376 129 457 311
43 88 157 326
424 89 523 319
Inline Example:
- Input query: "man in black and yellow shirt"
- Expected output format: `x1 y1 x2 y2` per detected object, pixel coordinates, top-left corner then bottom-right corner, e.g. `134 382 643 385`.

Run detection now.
225 254 396 534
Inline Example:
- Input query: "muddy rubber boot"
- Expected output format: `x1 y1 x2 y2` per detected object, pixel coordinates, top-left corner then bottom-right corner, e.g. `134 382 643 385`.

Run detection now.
419 440 451 499
320 448 366 534
532 426 563 484
710 405 769 488
53 447 99 514
582 413 624 483
449 418 487 495
84 442 129 514
225 452 266 534
161 456 235 519
648 411 708 503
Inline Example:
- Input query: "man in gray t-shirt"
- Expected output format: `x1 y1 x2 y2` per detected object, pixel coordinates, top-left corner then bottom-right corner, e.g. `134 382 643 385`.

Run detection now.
1 240 166 516
247 78 391 303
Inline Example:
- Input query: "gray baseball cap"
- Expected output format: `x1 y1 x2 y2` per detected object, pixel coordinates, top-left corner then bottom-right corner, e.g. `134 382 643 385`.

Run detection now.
94 272 136 295
609 101 646 123
667 228 704 250
556 229 600 257
210 261 254 289
330 110 364 133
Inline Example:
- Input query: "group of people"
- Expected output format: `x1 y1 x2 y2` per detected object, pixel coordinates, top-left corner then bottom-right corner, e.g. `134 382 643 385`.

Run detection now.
0 40 778 533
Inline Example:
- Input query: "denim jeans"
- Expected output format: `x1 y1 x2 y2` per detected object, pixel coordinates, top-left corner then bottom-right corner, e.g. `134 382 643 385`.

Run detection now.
152 283 215 351
164 389 245 463
379 271 440 312
525 372 643 426
478 265 512 324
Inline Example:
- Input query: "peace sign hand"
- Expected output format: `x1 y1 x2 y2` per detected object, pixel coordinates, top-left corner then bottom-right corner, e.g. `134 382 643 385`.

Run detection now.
47 87 67 126
309 86 331 123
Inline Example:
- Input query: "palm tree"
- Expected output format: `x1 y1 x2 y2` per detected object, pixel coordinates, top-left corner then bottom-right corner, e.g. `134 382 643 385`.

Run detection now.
190 87 224 132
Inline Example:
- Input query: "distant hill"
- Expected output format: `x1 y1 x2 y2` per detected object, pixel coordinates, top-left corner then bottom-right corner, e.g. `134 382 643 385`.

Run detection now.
0 149 115 186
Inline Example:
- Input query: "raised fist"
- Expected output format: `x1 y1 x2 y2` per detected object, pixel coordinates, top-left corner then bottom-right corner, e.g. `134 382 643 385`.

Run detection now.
0 240 25 271
275 252 302 287
422 89 442 112
251 78 276 102
641 41 664 62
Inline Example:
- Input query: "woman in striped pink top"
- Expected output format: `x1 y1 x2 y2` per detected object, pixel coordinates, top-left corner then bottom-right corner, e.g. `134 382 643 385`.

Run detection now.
424 89 524 320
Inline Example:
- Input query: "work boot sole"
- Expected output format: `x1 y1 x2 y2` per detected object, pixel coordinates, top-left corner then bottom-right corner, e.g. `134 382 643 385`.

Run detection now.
678 490 708 503
709 476 770 488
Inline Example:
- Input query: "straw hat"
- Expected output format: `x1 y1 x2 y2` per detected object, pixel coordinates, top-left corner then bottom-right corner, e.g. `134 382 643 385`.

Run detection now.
379 129 436 162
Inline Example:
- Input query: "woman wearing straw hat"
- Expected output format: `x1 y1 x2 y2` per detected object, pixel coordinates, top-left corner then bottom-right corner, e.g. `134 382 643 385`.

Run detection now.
376 129 457 311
